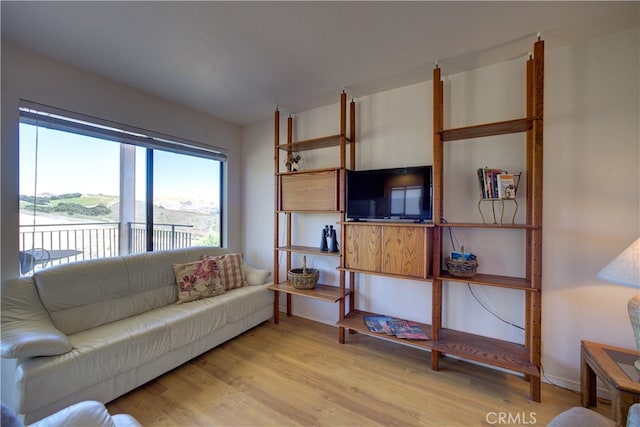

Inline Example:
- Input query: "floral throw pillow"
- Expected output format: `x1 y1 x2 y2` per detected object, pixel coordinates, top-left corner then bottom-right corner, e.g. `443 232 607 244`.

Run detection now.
202 253 249 290
173 258 225 304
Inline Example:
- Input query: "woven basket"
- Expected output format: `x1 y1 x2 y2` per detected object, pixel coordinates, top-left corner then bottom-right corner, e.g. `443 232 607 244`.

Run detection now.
445 254 478 278
288 256 319 289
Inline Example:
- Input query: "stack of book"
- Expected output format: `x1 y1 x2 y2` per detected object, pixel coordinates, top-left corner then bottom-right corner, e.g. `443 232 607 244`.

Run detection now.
363 315 430 340
477 167 516 199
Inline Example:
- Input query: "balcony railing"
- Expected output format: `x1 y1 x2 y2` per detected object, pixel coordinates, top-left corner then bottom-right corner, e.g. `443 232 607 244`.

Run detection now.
19 222 194 275
128 222 193 253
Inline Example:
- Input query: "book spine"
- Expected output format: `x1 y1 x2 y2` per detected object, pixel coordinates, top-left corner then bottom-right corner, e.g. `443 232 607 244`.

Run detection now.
477 168 486 199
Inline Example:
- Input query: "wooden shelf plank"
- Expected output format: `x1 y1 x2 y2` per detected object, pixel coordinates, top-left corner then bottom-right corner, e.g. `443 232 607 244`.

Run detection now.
436 272 538 292
337 310 433 351
340 221 434 228
438 222 538 230
268 282 349 303
337 267 432 282
278 134 352 152
277 167 341 176
338 312 539 376
440 118 532 141
277 245 340 257
277 210 342 214
432 329 540 377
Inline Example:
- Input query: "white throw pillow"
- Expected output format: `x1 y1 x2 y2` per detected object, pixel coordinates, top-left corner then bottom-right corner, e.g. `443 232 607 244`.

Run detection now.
243 263 271 286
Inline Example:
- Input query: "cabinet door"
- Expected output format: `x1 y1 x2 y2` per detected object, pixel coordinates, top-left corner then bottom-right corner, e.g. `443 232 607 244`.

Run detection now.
344 225 381 272
382 226 427 278
280 170 339 211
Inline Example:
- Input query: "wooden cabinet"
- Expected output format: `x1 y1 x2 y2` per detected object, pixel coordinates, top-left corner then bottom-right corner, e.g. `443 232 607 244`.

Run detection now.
279 169 340 212
270 93 355 342
338 221 432 354
343 222 430 279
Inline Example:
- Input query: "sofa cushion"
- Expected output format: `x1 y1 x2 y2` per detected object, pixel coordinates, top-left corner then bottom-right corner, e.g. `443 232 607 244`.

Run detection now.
214 253 248 290
28 400 125 427
547 407 617 427
214 284 274 322
32 247 235 335
33 257 133 335
17 312 172 413
17 295 229 414
172 258 225 303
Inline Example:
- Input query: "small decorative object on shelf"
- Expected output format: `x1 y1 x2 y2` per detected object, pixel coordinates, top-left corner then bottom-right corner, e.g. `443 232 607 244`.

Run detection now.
285 151 302 171
477 168 521 199
445 247 478 278
320 225 329 251
476 169 522 224
288 256 319 289
328 225 339 253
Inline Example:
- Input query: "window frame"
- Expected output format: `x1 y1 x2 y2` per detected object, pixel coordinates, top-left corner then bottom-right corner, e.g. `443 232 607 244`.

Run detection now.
18 100 226 262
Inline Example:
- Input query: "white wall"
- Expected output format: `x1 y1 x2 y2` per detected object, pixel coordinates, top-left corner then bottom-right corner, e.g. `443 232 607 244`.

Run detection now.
241 27 640 390
1 41 243 280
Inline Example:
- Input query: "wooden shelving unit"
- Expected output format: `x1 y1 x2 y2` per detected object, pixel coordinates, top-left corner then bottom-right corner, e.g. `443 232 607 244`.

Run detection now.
272 39 544 402
336 38 544 403
270 93 355 343
431 38 544 401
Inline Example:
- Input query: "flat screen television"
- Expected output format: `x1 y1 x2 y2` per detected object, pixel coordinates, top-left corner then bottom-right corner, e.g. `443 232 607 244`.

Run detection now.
346 165 433 222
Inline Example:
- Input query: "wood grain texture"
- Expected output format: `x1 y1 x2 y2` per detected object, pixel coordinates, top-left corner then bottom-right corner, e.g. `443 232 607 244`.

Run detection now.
107 316 609 426
280 170 339 211
381 226 425 278
344 224 381 272
440 118 531 141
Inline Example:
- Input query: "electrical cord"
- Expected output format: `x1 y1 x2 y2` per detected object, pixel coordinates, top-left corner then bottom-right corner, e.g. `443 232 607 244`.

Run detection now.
466 284 525 331
443 218 525 330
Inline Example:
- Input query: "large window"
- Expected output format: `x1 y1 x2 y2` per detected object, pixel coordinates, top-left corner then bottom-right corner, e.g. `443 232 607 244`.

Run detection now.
18 103 225 275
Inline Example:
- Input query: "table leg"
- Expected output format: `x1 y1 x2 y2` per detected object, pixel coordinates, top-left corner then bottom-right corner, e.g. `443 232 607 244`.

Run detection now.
618 392 640 427
581 347 597 407
273 290 280 324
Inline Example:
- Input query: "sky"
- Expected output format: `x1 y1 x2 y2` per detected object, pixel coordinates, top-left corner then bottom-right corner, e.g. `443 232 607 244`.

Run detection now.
19 123 221 204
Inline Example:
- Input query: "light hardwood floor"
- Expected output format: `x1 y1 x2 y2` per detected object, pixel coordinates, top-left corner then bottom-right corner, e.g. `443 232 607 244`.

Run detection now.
107 316 610 426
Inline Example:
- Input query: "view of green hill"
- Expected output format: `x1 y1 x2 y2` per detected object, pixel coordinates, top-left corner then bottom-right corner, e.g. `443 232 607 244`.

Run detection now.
20 193 220 245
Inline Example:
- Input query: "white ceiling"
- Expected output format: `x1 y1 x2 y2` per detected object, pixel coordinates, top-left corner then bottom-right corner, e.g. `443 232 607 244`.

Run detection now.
2 1 638 126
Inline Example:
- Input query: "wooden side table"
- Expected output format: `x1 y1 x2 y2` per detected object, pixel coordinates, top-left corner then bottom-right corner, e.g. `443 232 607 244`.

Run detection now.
581 340 640 426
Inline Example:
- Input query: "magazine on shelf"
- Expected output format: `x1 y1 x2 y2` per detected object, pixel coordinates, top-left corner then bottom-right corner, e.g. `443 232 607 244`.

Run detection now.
363 316 395 335
497 173 516 199
387 320 430 340
477 167 517 199
363 316 430 340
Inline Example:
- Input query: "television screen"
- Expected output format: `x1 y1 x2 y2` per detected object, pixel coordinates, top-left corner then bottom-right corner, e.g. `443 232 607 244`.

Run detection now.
346 166 433 222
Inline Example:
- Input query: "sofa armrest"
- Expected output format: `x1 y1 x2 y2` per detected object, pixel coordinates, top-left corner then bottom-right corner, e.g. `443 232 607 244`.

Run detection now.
1 278 72 359
28 400 141 427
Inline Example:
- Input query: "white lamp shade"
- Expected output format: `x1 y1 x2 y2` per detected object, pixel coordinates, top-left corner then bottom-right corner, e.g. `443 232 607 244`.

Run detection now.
597 238 640 288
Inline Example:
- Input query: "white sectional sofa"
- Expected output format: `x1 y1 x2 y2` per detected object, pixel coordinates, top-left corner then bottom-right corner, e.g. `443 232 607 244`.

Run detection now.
1 247 273 424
